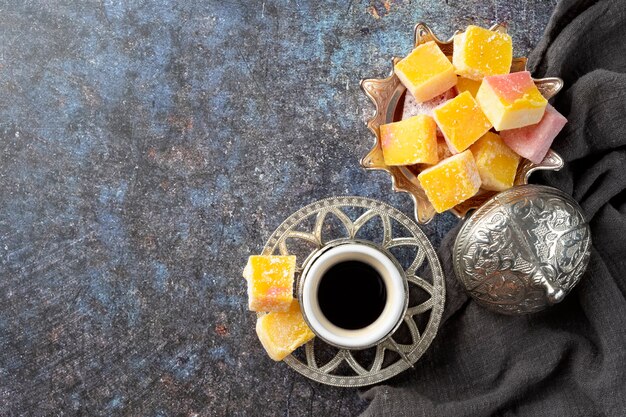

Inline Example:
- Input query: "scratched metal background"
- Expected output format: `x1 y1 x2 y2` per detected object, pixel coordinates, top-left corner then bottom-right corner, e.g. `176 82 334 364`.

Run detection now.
0 1 556 415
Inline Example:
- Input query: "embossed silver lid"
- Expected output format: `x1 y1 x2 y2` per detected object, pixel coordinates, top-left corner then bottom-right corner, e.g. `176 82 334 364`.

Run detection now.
453 185 592 315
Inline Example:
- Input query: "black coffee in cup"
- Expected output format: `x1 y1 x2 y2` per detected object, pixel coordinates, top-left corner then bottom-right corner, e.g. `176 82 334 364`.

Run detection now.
317 260 387 330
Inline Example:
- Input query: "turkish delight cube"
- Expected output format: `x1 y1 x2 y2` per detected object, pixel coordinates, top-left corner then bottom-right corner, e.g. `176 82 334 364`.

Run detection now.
500 104 567 164
417 150 482 213
256 301 315 361
380 115 438 166
470 132 521 191
453 25 513 80
243 255 296 312
395 41 457 103
402 88 457 120
476 71 547 131
455 76 482 97
433 91 492 153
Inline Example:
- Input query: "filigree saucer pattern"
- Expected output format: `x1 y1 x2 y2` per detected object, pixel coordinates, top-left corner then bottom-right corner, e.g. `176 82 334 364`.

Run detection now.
261 196 445 387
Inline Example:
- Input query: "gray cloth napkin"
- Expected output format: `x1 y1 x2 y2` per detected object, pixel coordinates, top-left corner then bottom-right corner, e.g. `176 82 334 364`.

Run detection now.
360 1 626 415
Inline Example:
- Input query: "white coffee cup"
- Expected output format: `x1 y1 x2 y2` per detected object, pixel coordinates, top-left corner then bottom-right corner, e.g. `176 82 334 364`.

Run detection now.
300 242 407 349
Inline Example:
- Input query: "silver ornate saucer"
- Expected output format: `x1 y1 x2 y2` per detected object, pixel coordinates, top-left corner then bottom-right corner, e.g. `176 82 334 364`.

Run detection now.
261 196 445 387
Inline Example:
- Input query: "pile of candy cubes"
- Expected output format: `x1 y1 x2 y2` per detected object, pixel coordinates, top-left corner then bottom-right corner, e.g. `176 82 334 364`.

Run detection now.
380 25 567 213
243 255 315 361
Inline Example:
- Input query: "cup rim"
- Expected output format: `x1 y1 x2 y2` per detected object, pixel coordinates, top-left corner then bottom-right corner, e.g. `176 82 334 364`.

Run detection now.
299 240 408 349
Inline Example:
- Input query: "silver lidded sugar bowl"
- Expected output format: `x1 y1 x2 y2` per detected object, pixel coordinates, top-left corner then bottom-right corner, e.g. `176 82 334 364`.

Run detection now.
453 185 592 314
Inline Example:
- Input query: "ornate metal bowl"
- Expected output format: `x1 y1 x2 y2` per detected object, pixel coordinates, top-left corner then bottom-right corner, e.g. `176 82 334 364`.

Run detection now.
453 185 591 314
360 23 565 224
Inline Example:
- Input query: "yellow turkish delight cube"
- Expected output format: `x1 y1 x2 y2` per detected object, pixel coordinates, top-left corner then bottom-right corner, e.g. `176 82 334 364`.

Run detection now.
456 76 482 97
380 115 438 166
417 150 481 213
476 71 548 130
433 91 492 153
256 301 315 361
243 255 295 312
395 41 457 103
453 25 513 80
470 132 521 191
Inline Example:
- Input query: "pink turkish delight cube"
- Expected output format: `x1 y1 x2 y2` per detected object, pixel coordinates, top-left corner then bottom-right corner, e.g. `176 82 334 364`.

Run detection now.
500 104 567 164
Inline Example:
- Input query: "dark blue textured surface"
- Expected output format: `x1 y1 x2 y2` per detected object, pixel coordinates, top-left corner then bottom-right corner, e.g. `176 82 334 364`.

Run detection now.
0 1 555 415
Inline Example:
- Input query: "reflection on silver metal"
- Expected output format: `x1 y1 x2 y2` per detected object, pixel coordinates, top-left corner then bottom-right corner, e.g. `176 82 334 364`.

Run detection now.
261 196 445 387
453 185 592 315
